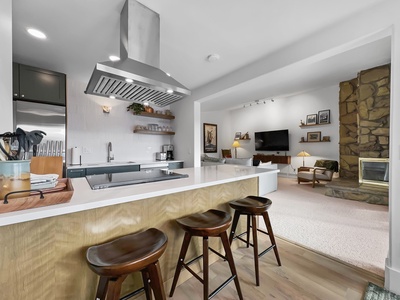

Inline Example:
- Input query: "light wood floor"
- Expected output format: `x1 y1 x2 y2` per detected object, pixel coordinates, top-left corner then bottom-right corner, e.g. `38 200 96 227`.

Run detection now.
166 236 384 300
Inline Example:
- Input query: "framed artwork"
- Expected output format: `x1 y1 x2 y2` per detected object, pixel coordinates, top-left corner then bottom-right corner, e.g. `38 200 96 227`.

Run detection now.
234 132 241 140
318 109 330 124
203 123 217 153
307 131 321 142
306 114 317 125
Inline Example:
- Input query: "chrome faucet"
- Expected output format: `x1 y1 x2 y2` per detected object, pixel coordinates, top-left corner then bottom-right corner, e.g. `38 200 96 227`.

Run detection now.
107 142 114 162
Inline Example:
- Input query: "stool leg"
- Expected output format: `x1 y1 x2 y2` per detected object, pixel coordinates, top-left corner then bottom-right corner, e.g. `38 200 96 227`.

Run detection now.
141 269 152 300
105 275 127 300
246 215 251 248
95 276 109 300
251 214 260 286
261 212 281 266
203 236 209 300
147 260 166 300
169 232 192 297
229 210 241 245
220 231 243 300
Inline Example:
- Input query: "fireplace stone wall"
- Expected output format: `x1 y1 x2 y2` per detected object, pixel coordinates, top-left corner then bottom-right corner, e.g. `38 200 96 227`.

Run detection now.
339 64 390 179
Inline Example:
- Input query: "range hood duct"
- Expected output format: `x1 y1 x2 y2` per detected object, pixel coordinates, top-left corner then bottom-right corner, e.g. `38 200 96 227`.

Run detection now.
85 0 191 106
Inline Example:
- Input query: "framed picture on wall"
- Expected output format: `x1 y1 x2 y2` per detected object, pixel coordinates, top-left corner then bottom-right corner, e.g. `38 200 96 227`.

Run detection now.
234 132 241 140
204 123 217 153
318 109 330 124
306 114 317 125
307 131 321 142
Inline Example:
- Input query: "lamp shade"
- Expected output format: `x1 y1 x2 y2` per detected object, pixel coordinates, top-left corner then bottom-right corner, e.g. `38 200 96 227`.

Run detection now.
232 140 241 148
297 150 310 157
297 150 311 167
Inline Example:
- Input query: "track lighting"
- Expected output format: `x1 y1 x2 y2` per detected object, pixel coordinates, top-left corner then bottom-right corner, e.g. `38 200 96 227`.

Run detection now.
242 98 275 108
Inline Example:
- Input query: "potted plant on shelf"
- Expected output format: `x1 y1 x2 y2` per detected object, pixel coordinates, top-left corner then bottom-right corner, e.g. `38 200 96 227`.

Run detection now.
127 103 145 115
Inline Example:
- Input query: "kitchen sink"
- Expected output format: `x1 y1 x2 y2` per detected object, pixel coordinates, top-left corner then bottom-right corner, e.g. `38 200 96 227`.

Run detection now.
85 161 136 167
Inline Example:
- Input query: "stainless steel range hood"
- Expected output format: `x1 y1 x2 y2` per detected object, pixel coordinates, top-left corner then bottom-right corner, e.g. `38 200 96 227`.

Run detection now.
85 0 191 106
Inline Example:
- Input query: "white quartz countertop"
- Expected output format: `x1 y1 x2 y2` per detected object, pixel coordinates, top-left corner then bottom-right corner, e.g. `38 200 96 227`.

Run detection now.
0 165 279 227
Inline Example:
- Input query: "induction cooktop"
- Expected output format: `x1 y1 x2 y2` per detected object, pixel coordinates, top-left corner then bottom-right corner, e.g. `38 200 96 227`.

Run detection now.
86 169 188 190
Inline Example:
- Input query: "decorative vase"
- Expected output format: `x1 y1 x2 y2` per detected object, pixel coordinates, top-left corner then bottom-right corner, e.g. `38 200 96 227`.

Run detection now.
144 106 154 113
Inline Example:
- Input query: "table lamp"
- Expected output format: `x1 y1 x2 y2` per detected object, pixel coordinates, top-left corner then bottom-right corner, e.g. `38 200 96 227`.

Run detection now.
232 140 241 158
297 150 311 167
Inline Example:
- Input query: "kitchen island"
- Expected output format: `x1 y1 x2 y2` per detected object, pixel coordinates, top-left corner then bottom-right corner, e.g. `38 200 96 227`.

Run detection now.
0 164 279 299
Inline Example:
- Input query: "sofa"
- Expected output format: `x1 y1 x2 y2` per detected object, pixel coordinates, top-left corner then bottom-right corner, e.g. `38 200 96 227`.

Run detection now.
201 154 253 166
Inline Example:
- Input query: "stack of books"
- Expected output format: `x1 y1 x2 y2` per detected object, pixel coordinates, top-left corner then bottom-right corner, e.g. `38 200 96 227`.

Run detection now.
31 173 59 190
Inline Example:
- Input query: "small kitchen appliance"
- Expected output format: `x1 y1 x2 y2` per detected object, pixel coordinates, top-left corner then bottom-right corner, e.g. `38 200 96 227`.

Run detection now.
156 152 167 161
162 144 174 160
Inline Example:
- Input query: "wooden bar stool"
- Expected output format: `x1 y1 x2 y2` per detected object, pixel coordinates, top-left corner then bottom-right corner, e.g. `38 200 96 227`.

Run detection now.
229 196 281 286
169 209 243 300
86 228 168 300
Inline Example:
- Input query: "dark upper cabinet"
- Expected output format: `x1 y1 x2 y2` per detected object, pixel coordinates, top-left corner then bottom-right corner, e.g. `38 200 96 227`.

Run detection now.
13 62 66 106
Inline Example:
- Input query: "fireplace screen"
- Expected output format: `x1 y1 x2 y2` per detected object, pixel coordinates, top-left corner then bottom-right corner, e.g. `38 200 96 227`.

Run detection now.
359 158 389 187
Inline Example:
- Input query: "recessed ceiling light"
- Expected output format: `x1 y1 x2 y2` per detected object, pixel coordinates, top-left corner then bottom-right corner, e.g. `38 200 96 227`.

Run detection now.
166 89 173 94
27 28 46 39
109 55 120 61
109 95 116 99
125 78 133 83
165 72 171 76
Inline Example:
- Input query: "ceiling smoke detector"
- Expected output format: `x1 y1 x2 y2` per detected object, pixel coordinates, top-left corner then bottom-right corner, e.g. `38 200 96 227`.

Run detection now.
206 54 220 62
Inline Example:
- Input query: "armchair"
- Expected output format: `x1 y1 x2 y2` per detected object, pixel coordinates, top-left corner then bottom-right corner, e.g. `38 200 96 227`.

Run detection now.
297 160 338 188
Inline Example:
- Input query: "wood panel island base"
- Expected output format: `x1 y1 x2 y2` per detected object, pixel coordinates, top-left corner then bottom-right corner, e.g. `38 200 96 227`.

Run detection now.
0 165 275 300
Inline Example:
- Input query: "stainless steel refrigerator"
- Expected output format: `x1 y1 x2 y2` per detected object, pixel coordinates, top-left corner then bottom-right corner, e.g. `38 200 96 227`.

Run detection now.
13 100 66 159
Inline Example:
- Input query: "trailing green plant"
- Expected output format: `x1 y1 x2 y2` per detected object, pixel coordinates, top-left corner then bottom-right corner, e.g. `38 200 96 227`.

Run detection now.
127 103 145 115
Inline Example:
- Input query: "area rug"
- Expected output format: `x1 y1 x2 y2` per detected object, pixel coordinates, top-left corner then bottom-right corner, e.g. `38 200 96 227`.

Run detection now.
364 282 400 300
262 177 389 276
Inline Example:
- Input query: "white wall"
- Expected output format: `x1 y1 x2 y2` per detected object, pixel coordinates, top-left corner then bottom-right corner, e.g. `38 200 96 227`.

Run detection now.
66 80 174 164
170 95 197 167
202 85 340 175
386 16 400 293
200 110 231 159
0 0 13 133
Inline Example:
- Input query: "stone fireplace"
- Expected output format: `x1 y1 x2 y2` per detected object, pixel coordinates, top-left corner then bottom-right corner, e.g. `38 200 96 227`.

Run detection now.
325 64 390 205
339 64 390 180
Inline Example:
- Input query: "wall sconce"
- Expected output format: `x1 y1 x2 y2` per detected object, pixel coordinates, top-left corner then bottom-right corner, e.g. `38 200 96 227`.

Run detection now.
232 140 241 158
102 106 111 114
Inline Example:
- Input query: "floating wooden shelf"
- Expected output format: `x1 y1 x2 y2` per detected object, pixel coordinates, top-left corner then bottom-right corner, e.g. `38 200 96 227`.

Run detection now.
299 123 330 128
253 154 291 164
135 112 175 120
133 129 175 135
299 140 330 143
237 138 251 141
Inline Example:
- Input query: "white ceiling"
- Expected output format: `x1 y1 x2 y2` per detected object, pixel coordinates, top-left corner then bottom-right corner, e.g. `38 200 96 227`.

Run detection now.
12 0 391 111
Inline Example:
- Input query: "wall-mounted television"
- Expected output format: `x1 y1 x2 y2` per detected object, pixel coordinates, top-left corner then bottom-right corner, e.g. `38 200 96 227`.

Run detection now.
254 129 289 151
